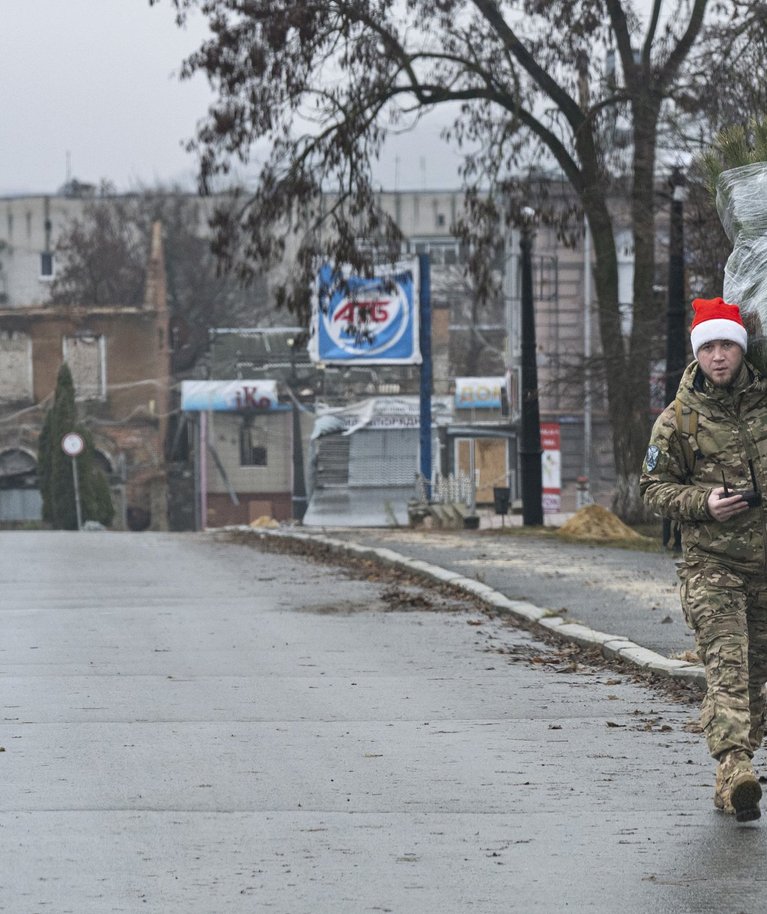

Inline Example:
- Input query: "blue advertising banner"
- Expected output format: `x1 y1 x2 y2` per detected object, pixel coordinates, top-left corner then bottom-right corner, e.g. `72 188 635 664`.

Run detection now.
309 260 421 365
181 380 287 412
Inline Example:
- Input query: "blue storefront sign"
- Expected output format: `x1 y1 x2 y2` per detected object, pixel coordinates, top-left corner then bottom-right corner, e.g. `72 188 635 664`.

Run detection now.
454 377 505 410
181 380 286 412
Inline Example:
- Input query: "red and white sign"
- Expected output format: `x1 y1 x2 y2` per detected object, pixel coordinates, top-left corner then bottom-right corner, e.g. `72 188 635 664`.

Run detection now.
61 432 84 457
541 422 561 513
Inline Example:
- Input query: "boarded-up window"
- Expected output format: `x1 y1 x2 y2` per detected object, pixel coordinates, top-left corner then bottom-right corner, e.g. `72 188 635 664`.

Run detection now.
456 437 508 504
63 335 106 400
0 332 33 403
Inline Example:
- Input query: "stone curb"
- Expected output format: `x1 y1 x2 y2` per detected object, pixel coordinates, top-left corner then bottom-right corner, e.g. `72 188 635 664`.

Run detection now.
223 526 706 689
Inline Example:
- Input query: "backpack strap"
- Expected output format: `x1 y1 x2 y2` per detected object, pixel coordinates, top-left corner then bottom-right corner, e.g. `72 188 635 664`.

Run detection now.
674 397 701 480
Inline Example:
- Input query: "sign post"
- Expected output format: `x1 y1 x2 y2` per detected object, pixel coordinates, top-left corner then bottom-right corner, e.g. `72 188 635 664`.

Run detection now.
199 410 208 531
61 432 84 531
418 253 432 500
308 257 428 498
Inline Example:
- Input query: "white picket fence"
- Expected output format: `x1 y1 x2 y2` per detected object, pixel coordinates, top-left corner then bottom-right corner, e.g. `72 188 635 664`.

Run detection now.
414 471 473 507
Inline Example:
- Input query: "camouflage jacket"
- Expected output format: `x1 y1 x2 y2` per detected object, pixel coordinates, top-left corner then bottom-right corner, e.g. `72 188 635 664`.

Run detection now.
640 358 767 571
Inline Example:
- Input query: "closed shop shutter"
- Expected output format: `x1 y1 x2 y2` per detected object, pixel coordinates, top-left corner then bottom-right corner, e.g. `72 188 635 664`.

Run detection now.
349 429 418 487
315 433 350 487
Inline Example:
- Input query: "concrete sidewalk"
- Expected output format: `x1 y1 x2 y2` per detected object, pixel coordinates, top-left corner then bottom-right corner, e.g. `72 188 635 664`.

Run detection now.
252 525 706 688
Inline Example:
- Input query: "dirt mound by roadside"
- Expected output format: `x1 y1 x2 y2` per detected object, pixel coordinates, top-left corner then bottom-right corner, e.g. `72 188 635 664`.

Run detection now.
556 504 645 542
249 515 280 529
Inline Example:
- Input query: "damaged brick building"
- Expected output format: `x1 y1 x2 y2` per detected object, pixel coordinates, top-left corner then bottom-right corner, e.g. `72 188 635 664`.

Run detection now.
0 222 172 529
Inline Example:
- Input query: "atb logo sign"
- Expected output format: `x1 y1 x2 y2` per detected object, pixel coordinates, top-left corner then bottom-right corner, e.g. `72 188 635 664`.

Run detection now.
312 262 421 365
325 284 410 356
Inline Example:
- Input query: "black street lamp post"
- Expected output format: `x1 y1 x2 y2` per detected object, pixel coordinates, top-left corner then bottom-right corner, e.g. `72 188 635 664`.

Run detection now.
665 167 688 405
519 208 543 526
287 338 308 522
663 168 687 550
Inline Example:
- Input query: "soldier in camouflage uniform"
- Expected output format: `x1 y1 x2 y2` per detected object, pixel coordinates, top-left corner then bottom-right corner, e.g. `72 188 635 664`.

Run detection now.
641 297 766 822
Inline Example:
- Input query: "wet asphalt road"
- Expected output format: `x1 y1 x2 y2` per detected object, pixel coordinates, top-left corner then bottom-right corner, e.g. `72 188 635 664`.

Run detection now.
3 529 767 913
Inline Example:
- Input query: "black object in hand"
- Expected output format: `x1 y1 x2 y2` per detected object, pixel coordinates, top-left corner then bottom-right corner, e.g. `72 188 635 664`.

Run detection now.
718 463 762 508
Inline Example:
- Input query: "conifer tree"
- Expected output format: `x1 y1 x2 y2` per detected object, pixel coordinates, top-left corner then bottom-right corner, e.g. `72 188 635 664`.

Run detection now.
38 364 115 529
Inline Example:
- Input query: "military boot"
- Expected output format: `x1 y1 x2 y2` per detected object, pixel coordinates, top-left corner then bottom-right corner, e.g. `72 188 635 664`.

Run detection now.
716 750 762 822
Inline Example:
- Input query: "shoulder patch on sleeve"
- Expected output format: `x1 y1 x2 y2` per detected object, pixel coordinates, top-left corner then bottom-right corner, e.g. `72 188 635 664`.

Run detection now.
644 444 660 472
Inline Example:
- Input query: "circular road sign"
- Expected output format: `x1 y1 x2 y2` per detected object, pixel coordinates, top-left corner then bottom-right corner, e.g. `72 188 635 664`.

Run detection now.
61 432 85 458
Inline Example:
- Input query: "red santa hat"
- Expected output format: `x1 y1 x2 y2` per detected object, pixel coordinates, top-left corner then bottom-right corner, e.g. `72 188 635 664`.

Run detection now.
690 297 747 357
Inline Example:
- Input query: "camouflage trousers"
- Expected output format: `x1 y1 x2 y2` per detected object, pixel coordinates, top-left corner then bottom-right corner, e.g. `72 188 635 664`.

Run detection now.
678 561 767 759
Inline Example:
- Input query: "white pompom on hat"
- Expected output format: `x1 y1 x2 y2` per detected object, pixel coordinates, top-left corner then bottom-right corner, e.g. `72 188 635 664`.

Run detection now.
690 297 747 357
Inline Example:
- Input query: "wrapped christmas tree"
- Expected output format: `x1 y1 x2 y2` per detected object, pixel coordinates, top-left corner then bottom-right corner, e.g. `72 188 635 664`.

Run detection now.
705 121 767 373
716 162 767 373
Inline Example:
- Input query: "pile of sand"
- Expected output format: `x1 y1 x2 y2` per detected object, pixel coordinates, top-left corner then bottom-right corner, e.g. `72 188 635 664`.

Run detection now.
555 504 644 542
249 515 280 529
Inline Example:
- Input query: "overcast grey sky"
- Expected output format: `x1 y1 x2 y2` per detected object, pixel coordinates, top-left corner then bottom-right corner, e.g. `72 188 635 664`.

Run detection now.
2 2 674 198
0 0 466 196
1 1 207 194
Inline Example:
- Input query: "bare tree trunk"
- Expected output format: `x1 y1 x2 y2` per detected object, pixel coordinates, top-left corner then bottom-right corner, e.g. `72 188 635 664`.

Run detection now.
576 89 663 524
580 165 650 523
582 224 653 522
614 100 662 523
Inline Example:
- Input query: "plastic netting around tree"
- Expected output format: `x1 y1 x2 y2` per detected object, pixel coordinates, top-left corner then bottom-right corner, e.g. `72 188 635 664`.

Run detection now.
717 162 767 373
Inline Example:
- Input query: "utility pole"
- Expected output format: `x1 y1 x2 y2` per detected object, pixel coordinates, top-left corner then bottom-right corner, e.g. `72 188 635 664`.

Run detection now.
519 208 543 526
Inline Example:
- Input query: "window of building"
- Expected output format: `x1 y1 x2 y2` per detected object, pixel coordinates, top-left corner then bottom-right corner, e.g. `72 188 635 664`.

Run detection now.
63 334 106 400
408 238 463 265
40 251 55 280
240 419 267 466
